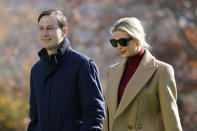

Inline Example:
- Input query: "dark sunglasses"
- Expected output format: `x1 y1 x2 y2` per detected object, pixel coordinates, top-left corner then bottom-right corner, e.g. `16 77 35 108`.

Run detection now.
110 37 133 47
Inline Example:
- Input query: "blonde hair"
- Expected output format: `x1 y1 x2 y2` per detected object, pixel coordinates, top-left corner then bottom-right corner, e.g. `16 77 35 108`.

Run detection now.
110 17 151 50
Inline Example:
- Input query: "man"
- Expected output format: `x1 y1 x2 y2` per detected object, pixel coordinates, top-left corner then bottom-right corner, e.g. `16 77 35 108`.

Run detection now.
27 9 105 131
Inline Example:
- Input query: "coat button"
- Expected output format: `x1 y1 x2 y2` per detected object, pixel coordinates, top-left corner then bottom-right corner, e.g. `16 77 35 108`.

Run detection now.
137 124 142 129
128 125 133 129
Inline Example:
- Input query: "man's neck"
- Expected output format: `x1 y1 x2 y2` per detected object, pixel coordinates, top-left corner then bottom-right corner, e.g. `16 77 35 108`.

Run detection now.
47 39 64 56
47 50 57 56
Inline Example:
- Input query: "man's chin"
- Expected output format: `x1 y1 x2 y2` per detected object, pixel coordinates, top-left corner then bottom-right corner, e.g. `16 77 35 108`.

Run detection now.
45 46 58 51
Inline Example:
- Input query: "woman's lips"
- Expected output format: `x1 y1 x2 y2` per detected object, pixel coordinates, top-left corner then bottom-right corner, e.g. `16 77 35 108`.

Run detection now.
119 51 125 55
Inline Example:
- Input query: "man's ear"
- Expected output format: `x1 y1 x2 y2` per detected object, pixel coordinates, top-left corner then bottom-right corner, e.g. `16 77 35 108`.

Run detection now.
62 27 68 37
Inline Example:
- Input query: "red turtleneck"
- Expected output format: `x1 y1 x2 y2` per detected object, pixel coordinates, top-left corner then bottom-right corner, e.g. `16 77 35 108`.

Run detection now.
118 49 145 103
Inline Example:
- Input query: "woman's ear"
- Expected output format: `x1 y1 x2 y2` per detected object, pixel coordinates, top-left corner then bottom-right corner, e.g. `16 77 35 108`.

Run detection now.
62 27 68 37
135 39 141 50
134 39 140 46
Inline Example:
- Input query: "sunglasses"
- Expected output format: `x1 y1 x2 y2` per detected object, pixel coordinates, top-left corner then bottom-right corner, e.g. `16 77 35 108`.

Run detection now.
110 37 133 47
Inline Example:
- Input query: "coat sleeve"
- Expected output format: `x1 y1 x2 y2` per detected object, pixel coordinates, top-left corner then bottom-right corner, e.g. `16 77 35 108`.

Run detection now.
158 65 182 131
103 67 110 131
27 70 38 131
78 59 105 131
103 105 109 131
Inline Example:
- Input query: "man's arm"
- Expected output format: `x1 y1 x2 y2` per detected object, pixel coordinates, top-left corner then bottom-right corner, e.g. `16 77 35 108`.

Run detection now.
78 59 105 131
27 70 38 131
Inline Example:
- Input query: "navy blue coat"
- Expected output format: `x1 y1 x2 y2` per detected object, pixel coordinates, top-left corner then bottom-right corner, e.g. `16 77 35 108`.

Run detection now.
27 38 105 131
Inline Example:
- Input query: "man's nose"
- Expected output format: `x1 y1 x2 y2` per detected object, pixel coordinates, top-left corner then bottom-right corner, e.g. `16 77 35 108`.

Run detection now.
41 29 49 36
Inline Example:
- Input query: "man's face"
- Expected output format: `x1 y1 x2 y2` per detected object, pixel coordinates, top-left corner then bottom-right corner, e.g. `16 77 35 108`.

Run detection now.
38 15 64 53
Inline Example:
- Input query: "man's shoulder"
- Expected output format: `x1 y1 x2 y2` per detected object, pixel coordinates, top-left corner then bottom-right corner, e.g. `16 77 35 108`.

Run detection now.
66 49 92 63
31 60 42 72
66 49 98 70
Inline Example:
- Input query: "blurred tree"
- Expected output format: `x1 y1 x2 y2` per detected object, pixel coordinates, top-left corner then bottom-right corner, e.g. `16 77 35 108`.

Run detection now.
0 0 196 130
0 79 29 131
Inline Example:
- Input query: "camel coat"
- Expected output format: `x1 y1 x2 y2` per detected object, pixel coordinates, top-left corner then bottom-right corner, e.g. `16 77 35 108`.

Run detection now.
104 50 182 131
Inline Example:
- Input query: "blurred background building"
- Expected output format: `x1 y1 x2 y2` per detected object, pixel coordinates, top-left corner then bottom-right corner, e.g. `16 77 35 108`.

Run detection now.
0 0 196 130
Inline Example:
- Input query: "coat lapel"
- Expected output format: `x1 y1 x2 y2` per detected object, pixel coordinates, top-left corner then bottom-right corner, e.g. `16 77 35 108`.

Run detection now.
107 59 127 117
114 50 158 119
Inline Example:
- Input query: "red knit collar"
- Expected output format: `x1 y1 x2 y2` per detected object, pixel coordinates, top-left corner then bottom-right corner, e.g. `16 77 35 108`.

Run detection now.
127 49 144 65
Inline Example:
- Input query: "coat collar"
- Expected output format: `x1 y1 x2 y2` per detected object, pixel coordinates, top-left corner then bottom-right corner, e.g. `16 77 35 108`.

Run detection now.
108 50 158 119
38 37 71 60
107 59 127 118
38 37 71 71
57 37 71 56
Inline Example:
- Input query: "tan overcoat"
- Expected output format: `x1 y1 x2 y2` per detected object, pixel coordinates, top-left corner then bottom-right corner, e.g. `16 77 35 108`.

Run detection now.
104 50 182 131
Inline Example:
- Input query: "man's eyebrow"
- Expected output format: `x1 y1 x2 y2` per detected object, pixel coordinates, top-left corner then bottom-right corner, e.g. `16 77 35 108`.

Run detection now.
47 25 58 28
38 25 57 28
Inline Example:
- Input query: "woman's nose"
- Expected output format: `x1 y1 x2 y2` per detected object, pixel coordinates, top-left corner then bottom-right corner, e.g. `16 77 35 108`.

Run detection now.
116 43 122 49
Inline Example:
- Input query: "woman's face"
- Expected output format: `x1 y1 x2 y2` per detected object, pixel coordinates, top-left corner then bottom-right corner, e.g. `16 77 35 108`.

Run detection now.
112 30 140 58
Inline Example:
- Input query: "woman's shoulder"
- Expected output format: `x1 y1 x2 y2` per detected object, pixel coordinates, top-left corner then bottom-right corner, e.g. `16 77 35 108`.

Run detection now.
155 59 174 73
155 59 172 67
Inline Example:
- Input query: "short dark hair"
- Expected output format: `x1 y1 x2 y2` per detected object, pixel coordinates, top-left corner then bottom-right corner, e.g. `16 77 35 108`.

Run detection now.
38 9 68 29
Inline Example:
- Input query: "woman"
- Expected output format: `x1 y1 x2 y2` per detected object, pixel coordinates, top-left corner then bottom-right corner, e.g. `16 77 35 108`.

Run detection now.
104 17 182 131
